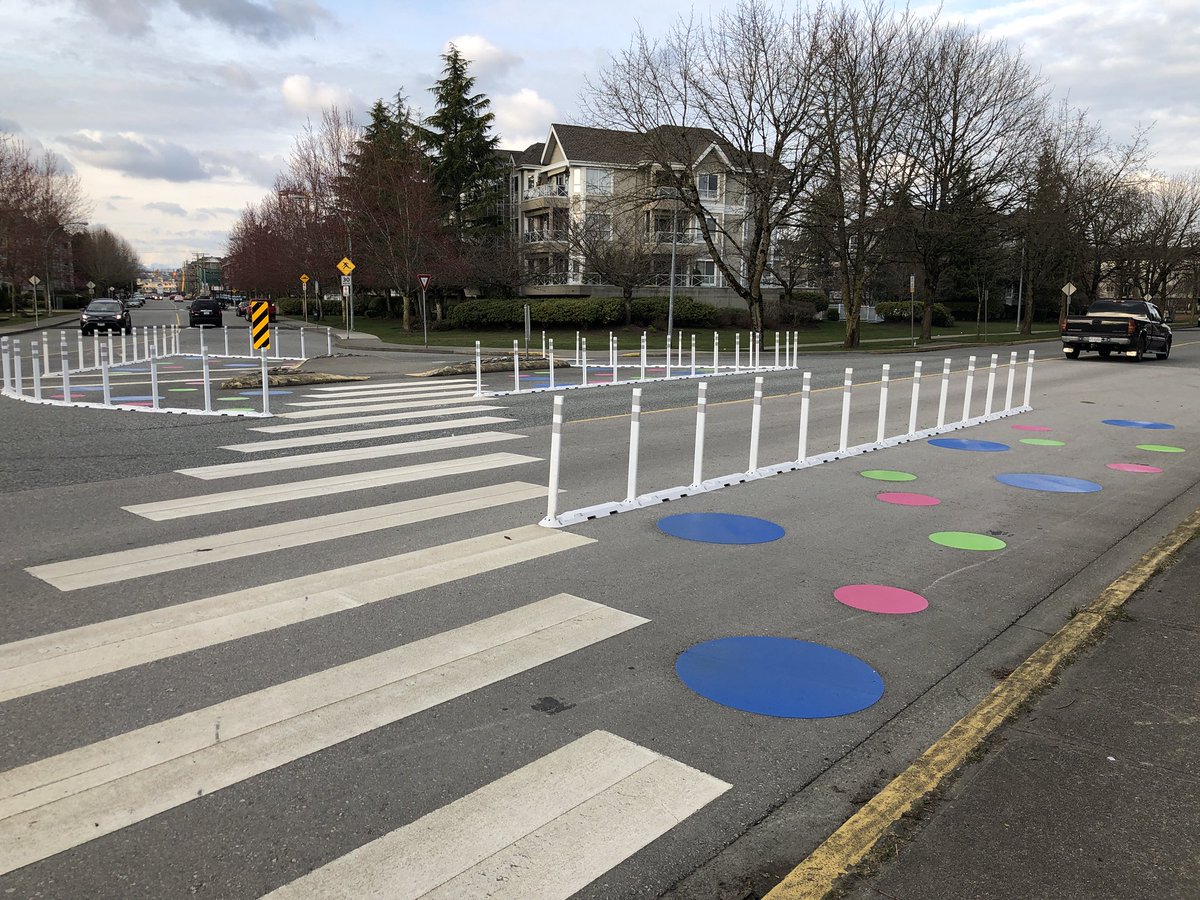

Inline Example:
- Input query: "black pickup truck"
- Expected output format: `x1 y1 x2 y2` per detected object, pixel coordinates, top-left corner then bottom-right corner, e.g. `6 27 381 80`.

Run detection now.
1061 299 1172 361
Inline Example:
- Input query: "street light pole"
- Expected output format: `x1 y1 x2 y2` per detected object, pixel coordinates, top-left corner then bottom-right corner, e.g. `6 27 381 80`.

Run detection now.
44 221 87 318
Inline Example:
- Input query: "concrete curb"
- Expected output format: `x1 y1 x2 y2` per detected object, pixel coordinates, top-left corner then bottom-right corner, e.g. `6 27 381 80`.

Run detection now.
763 504 1200 899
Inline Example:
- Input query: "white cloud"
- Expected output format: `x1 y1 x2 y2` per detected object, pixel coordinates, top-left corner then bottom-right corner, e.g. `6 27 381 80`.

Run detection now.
493 88 556 150
59 131 208 181
445 34 521 78
145 201 188 217
280 74 353 113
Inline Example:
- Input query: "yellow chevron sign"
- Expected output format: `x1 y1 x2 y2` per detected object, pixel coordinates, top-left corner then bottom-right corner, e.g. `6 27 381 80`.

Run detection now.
250 301 271 350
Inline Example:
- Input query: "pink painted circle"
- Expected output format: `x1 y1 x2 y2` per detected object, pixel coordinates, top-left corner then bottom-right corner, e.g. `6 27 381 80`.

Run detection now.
835 584 929 615
1012 424 1053 432
877 491 941 507
1107 463 1163 474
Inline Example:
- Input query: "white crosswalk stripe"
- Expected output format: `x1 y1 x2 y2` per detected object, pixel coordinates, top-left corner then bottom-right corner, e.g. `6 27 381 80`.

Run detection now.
224 416 514 452
278 396 494 419
299 384 477 398
178 432 525 479
0 595 649 877
27 481 547 590
308 379 476 393
248 405 508 433
265 730 730 900
287 388 479 407
0 526 594 703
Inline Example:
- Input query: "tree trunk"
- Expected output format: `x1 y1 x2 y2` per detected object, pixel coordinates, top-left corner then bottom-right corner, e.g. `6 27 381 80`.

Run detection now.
402 293 412 331
623 290 633 327
1020 276 1035 335
921 299 934 342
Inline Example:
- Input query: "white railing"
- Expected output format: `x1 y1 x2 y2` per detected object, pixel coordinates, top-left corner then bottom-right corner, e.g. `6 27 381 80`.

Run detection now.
522 183 569 200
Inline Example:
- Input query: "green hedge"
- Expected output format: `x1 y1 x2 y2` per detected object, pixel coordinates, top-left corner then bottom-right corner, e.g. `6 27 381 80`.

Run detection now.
447 296 720 330
875 300 955 327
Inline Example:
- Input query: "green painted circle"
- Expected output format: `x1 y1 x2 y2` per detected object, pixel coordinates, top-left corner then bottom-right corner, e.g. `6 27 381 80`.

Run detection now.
223 407 257 413
216 396 243 402
860 469 917 482
167 387 198 392
1020 438 1066 447
930 531 1007 551
1136 444 1185 453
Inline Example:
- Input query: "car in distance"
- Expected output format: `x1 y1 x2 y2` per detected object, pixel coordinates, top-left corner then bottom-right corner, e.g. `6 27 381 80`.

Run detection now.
1061 299 1172 361
236 299 251 318
80 299 132 335
126 296 145 308
189 298 224 327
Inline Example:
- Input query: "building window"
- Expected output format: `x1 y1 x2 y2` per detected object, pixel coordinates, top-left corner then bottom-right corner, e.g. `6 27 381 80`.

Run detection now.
692 260 716 286
584 212 611 240
585 168 613 194
698 173 720 200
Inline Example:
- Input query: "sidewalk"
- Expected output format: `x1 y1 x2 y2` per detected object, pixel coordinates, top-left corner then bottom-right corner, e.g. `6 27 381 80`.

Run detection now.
0 313 78 336
840 522 1200 899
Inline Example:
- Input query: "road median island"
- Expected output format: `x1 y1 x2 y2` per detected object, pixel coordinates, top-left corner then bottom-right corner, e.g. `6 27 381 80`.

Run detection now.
763 504 1200 900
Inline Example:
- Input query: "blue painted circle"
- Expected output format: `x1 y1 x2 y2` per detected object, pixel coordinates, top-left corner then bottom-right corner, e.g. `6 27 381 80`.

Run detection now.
929 438 1010 452
657 512 785 544
996 473 1103 493
110 367 150 373
1102 419 1175 430
239 389 292 396
676 636 884 718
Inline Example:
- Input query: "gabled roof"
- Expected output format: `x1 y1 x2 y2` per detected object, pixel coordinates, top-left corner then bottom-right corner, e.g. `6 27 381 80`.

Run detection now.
542 123 769 171
495 143 545 167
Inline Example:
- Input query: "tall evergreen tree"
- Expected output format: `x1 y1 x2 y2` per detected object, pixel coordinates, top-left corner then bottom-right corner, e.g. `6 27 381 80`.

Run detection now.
421 45 506 240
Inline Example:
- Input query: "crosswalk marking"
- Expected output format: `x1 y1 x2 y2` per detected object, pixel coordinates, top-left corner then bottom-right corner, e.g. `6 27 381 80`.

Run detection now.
224 416 515 452
27 481 547 591
0 595 648 878
265 730 731 900
178 432 526 479
288 388 478 407
299 385 478 399
249 405 507 434
123 452 541 520
309 378 476 393
0 526 594 703
279 396 493 420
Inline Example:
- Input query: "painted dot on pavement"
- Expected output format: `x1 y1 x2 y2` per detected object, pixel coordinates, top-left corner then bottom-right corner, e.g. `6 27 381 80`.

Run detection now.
1103 419 1175 430
675 636 884 718
217 396 244 402
1012 424 1053 432
996 473 1102 493
929 438 1010 452
1107 463 1163 474
1137 444 1185 454
111 396 163 403
657 512 784 544
223 407 257 413
1019 438 1066 447
930 531 1007 551
877 492 940 507
861 469 917 482
168 387 198 393
834 584 929 615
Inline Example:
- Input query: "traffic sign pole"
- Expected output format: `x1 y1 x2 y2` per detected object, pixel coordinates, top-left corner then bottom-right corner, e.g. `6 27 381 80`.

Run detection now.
418 274 431 349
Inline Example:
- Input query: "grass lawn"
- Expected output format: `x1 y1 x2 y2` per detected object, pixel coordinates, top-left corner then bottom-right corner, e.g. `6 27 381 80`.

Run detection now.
340 317 1061 352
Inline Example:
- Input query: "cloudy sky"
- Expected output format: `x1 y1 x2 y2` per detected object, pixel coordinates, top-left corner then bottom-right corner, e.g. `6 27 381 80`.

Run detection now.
2 0 1195 269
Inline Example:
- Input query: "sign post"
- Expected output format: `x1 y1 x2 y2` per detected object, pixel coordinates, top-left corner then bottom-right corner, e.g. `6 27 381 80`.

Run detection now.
337 257 355 338
418 273 431 349
1060 281 1076 322
28 276 41 326
300 274 310 323
909 274 916 346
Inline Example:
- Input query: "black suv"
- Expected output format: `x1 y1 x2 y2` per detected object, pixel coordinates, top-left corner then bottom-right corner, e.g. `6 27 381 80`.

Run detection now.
189 298 224 327
80 299 132 335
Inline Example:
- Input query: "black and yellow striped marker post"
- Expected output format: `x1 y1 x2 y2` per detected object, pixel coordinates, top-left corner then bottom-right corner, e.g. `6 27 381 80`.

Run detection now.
250 301 271 351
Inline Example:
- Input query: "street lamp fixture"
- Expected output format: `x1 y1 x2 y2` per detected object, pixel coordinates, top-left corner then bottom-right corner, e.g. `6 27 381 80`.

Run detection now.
39 221 87 326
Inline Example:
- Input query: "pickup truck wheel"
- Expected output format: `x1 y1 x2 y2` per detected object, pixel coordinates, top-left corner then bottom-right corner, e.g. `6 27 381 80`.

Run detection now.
1063 346 1080 359
1156 338 1171 360
1130 336 1146 362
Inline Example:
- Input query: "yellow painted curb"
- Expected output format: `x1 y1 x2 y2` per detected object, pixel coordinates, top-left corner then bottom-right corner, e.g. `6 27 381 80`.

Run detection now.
765 505 1200 900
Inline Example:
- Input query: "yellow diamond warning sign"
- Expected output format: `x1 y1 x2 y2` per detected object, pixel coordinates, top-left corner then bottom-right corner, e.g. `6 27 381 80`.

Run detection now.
337 257 355 276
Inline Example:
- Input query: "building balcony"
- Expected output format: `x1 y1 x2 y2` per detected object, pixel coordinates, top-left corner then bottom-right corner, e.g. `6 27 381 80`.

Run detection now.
521 184 570 211
522 229 569 244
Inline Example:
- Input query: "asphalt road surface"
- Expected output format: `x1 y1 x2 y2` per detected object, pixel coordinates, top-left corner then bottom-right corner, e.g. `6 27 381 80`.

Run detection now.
1 324 1197 899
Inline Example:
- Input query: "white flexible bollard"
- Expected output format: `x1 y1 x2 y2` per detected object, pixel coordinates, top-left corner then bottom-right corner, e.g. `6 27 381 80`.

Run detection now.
984 353 998 416
541 395 564 526
611 337 618 384
12 340 23 398
548 339 556 390
76 331 84 370
625 387 642 503
106 332 114 370
223 325 230 357
908 361 923 435
690 334 697 377
839 367 853 451
120 331 127 364
774 332 780 368
201 350 212 413
748 376 764 472
100 343 111 406
692 382 708 487
1 337 11 395
58 331 69 376
735 333 741 374
1023 350 1036 407
877 363 890 443
199 327 206 359
961 355 976 423
713 331 719 374
574 331 580 366
60 338 72 404
150 357 159 410
143 326 150 361
299 327 306 359
326 327 332 356
639 333 646 382
581 337 588 387
271 325 280 359
798 371 811 461
474 341 483 396
31 342 42 400
92 331 100 368
513 339 521 393
41 332 50 377
937 358 951 427
665 334 672 380
260 350 271 415
677 331 683 372
1005 351 1017 411
542 330 547 360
